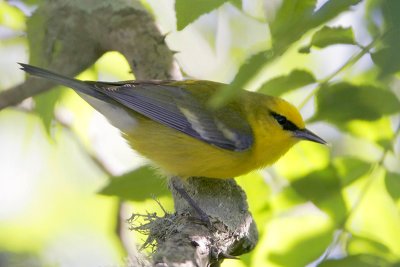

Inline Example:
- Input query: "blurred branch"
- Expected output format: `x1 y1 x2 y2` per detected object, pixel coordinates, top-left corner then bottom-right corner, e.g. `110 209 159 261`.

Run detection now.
0 81 40 109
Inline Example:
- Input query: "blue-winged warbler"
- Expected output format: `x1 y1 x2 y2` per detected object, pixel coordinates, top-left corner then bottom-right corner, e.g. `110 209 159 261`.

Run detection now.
19 63 326 179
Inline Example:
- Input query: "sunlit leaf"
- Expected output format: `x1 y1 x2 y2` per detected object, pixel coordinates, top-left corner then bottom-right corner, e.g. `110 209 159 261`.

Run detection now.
268 231 334 266
299 26 356 53
263 215 334 267
385 172 400 201
275 141 330 181
95 51 135 80
270 0 316 48
333 157 371 186
208 0 317 108
98 166 170 201
33 88 64 134
270 186 306 213
313 83 400 125
291 166 339 202
376 138 394 152
346 118 395 145
271 0 361 49
175 0 241 31
208 50 273 108
237 172 271 236
348 235 395 261
258 69 316 96
211 0 362 108
228 0 241 9
0 2 26 31
347 170 400 254
26 8 46 66
291 165 347 222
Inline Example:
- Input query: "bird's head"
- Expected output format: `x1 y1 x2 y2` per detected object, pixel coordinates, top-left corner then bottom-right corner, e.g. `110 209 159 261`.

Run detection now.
265 97 326 145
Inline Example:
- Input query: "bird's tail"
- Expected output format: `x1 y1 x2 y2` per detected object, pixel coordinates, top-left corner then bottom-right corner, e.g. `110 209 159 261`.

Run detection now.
18 63 105 100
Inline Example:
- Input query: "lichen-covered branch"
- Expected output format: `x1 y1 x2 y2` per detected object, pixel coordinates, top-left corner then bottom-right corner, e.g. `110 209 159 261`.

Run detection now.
128 177 257 266
154 177 257 266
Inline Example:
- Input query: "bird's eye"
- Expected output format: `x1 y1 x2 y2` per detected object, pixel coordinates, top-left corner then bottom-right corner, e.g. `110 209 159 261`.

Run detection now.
271 112 299 131
273 113 287 125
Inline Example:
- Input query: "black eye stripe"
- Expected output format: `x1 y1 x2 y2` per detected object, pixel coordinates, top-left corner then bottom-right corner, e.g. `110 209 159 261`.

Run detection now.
274 114 287 124
271 112 299 131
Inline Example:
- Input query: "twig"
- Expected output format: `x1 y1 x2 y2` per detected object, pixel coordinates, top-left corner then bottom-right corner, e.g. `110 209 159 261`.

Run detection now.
298 35 382 110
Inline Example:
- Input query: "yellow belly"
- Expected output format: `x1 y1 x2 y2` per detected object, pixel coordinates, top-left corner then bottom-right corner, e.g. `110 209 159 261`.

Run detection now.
122 115 296 179
123 118 253 178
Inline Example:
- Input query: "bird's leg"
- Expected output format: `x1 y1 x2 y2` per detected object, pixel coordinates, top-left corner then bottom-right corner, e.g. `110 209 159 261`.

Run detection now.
171 177 212 227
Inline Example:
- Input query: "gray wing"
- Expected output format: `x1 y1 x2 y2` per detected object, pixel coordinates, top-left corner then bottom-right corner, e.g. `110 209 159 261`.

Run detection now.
92 81 253 151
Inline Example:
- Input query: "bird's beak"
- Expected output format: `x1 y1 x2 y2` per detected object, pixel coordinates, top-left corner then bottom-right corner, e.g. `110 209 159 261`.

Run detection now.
294 128 327 145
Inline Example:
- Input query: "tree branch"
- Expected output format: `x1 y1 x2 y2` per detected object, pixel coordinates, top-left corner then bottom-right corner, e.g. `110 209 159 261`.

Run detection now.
0 0 180 109
153 177 257 266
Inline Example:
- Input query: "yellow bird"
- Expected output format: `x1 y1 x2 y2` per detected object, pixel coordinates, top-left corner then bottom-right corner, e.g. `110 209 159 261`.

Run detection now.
19 63 326 179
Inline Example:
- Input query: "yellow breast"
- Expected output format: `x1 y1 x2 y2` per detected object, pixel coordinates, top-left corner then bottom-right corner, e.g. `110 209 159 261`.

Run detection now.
123 106 298 179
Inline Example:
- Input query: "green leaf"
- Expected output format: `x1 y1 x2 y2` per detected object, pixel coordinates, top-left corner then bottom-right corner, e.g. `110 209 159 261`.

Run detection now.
228 0 241 9
270 0 316 48
311 0 362 29
299 26 356 53
208 50 273 108
291 166 347 222
319 254 393 267
345 118 395 145
376 138 394 152
291 166 339 202
33 88 64 134
236 173 272 236
0 1 26 30
348 235 394 260
175 0 240 31
268 226 334 267
98 166 170 201
382 0 400 29
371 47 400 77
270 0 361 50
371 1 400 77
212 0 362 108
333 157 371 186
228 0 361 109
385 172 400 201
258 69 316 96
313 82 400 125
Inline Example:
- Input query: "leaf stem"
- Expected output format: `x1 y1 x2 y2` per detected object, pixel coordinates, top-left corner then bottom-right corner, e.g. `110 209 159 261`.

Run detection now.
298 36 381 110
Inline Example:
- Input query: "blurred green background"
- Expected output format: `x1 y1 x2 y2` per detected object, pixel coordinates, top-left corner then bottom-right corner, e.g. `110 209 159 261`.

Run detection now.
0 0 399 266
